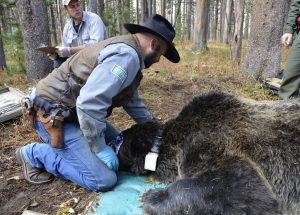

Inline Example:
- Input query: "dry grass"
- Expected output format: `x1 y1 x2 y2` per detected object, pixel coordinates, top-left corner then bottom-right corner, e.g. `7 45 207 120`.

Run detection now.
0 41 287 148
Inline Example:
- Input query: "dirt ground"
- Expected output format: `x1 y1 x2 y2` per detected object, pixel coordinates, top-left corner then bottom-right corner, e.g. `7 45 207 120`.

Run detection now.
0 68 208 215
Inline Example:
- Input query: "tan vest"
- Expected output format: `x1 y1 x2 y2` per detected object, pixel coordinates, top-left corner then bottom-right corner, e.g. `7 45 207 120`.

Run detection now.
36 35 143 115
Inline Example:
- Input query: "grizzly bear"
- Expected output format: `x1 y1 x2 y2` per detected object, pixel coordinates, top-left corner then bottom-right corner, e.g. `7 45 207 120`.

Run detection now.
117 92 300 215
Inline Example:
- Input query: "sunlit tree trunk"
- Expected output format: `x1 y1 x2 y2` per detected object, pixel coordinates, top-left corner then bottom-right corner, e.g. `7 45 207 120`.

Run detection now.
161 0 166 17
231 0 245 62
153 0 156 14
222 0 232 44
136 0 140 24
49 3 58 46
210 0 218 40
243 7 249 39
89 0 97 13
220 0 226 42
186 0 192 40
193 0 210 51
57 0 64 39
242 0 290 80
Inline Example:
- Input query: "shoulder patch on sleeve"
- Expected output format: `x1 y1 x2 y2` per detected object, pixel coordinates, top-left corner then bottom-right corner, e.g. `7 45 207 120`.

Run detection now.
111 65 127 83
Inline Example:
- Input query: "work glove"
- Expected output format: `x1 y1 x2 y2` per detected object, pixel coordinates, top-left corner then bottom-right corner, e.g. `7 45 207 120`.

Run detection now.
95 144 119 171
56 47 71 58
47 53 58 61
281 33 293 47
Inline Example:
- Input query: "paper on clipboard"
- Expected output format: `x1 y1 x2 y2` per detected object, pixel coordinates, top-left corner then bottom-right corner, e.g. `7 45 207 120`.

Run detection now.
35 45 59 54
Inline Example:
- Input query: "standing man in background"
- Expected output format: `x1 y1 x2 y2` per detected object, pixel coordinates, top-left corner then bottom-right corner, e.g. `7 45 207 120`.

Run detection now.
279 0 300 99
50 0 107 68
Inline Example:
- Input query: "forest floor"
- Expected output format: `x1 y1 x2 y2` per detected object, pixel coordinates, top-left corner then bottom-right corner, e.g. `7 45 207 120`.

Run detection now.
0 42 282 214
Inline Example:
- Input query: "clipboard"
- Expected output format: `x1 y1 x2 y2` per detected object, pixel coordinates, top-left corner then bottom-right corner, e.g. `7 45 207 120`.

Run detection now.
35 46 59 54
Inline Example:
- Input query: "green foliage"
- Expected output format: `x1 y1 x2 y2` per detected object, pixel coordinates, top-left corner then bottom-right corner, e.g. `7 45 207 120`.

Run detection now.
103 12 119 36
0 27 26 87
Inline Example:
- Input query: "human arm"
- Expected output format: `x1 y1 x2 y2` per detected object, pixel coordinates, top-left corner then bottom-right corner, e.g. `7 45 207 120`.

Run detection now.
282 0 300 46
284 0 300 34
123 90 153 123
76 44 141 152
83 13 107 45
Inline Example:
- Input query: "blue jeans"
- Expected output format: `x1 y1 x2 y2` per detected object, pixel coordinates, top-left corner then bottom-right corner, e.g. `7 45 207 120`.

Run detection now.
22 121 118 191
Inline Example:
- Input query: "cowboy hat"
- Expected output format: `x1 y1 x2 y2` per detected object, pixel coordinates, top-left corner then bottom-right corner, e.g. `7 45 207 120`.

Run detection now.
124 14 180 63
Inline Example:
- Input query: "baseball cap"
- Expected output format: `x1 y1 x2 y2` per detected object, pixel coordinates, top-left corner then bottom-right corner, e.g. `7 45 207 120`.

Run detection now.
63 0 80 6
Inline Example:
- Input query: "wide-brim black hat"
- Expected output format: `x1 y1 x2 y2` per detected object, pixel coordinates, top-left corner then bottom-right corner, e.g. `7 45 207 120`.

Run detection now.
124 14 180 63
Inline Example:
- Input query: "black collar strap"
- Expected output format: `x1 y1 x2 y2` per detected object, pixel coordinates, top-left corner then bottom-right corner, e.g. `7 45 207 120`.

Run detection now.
150 128 163 153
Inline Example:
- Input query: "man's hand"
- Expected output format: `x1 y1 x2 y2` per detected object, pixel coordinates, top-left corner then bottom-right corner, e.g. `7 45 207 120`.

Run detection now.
56 47 71 58
281 33 293 46
96 145 119 171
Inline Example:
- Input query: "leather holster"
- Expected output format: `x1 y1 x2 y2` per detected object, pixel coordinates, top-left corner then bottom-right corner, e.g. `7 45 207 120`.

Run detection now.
37 110 64 148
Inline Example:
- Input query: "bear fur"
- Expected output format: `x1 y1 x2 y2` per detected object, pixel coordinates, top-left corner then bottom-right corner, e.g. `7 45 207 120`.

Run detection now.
118 92 300 215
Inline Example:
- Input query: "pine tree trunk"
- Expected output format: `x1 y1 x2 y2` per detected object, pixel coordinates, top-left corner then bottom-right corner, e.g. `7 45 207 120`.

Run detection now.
123 0 130 24
161 0 166 17
153 0 156 14
57 0 65 40
89 0 98 13
243 4 249 40
117 0 123 34
186 0 192 40
231 0 245 62
220 0 226 42
49 3 58 46
16 0 52 83
98 0 105 17
136 0 140 24
141 0 148 23
222 0 232 44
242 0 289 80
193 0 210 51
0 28 6 70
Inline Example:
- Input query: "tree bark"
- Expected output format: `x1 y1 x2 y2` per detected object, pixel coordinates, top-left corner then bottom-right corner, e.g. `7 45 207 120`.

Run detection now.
57 0 64 41
161 0 166 17
174 0 182 27
16 0 52 83
231 0 245 62
242 0 289 80
141 0 148 23
0 2 8 70
186 0 192 40
193 0 210 51
123 0 130 24
0 4 8 34
0 28 6 70
220 0 227 42
243 2 250 40
89 0 97 13
117 0 123 34
49 3 58 46
153 0 156 14
136 0 140 24
98 0 105 17
222 0 232 44
148 0 153 16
